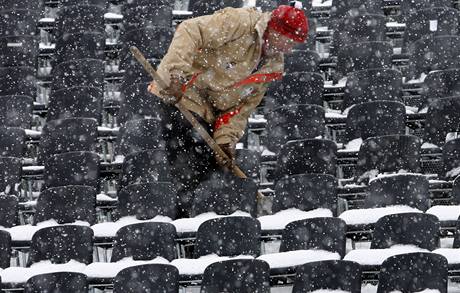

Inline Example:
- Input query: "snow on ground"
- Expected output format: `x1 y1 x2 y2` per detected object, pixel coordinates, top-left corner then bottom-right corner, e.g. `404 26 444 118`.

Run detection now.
426 205 460 222
339 206 423 225
257 250 340 269
258 208 333 231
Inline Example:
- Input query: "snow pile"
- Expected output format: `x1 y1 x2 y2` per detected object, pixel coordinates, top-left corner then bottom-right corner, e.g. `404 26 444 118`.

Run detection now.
5 220 90 242
84 256 169 278
447 167 460 178
390 290 440 293
257 250 340 269
92 215 172 238
258 208 333 231
434 249 460 264
339 206 423 225
172 211 251 234
426 205 460 222
171 254 254 275
343 138 362 152
344 245 429 265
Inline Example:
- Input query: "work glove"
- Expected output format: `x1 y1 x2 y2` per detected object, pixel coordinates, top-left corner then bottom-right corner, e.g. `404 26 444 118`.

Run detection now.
215 142 236 169
147 74 184 105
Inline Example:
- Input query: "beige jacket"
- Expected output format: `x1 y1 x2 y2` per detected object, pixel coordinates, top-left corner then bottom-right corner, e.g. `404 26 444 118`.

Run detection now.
151 7 285 145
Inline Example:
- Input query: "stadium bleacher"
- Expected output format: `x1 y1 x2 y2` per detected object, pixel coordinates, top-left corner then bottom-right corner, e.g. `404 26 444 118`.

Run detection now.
0 0 459 292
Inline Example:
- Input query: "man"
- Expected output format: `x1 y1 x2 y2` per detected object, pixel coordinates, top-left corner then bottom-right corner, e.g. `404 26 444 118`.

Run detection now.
148 2 308 215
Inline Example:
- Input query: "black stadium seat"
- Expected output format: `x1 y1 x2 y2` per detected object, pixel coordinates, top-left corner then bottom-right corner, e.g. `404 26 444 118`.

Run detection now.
273 174 338 215
25 272 88 293
55 5 105 36
284 50 321 73
0 194 17 228
53 32 105 65
194 216 261 258
421 68 460 110
201 259 270 293
424 96 460 146
0 0 44 11
117 182 178 220
113 264 179 293
293 260 362 293
116 118 165 156
28 225 94 266
377 252 448 293
0 127 26 157
189 0 244 17
34 185 97 225
37 118 98 164
111 222 177 262
60 0 108 8
0 157 22 196
345 101 406 143
51 59 104 91
0 35 38 67
0 95 33 129
0 66 36 97
123 3 173 30
400 0 451 20
371 213 440 250
265 104 326 153
343 68 403 112
442 138 460 180
0 230 11 269
235 148 261 179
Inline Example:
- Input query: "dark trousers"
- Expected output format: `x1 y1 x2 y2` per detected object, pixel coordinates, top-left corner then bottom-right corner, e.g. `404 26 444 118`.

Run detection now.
160 103 218 217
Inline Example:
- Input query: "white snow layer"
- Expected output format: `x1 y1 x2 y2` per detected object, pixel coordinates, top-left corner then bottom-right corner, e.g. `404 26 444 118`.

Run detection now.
3 220 90 241
426 205 460 222
339 206 423 225
84 256 170 278
171 254 254 275
344 245 429 265
258 208 333 231
257 250 340 269
92 216 172 238
172 211 251 234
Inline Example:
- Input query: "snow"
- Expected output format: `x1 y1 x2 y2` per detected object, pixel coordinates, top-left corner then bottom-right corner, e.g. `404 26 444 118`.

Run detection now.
261 149 276 157
344 245 429 265
257 250 340 269
104 12 123 19
386 22 406 28
325 112 347 119
22 166 44 172
96 193 117 202
343 138 362 152
258 208 333 231
447 167 460 178
97 126 119 132
172 10 193 16
339 206 423 225
390 290 440 293
248 117 267 124
0 260 86 284
172 211 251 234
310 290 349 293
171 254 253 276
6 221 90 241
84 257 169 278
24 129 41 137
368 172 425 184
422 142 439 149
426 205 460 222
92 216 172 238
434 249 460 264
113 155 125 163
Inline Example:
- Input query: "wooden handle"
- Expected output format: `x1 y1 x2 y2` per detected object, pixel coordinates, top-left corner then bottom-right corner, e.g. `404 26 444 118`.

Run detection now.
130 46 265 201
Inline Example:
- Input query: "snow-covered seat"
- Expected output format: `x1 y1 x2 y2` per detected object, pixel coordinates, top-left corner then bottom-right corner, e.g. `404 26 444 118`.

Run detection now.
426 176 460 228
340 174 429 236
26 271 88 292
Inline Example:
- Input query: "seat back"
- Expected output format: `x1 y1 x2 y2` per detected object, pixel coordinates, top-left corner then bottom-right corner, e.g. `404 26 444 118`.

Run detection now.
0 95 33 128
25 272 88 293
442 138 460 179
424 96 460 146
53 32 104 65
0 157 21 196
51 59 104 91
0 230 11 269
0 127 25 157
113 264 179 293
116 118 165 156
0 35 38 67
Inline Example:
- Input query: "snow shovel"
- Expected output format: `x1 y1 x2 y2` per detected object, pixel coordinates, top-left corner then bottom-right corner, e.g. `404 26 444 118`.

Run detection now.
130 46 264 201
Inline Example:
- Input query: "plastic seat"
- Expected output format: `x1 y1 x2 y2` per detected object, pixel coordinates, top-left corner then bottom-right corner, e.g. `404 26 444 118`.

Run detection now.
403 7 460 52
53 32 104 65
117 82 164 124
0 0 44 11
294 18 317 51
0 230 11 269
0 127 25 157
331 14 386 56
371 213 440 250
336 41 393 80
194 216 261 258
28 225 94 266
0 35 38 67
273 174 338 215
265 73 324 110
120 149 171 189
355 135 422 182
43 151 100 190
400 0 451 20
113 264 179 293
284 50 321 73
345 101 406 143
235 148 261 179
119 27 174 68
0 157 21 197
265 104 325 153
55 5 105 37
116 118 165 156
51 59 104 91
364 174 430 211
192 173 258 217
201 259 270 293
0 95 33 128
47 86 103 122
111 222 177 262
329 0 383 29
117 182 177 220
0 66 36 97
442 138 460 179
60 0 108 8
120 59 161 86
280 217 347 257
275 139 337 179
343 68 403 112
123 4 173 30
189 0 244 16
409 35 460 79
377 252 448 293
34 185 97 225
423 96 460 146
25 272 88 293
293 260 362 293
37 118 98 164
421 68 460 110
0 194 17 228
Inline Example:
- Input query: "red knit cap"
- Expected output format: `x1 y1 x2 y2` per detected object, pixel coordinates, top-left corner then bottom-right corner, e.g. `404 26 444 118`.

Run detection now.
268 4 309 43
